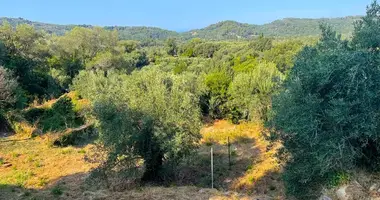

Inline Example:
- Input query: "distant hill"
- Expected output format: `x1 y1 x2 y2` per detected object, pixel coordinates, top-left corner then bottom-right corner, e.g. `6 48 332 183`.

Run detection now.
0 16 361 41
0 17 179 41
187 16 360 39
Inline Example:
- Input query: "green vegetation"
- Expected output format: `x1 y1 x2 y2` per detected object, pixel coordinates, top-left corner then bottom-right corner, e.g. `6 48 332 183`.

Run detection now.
1 16 360 41
268 2 380 199
2 1 380 200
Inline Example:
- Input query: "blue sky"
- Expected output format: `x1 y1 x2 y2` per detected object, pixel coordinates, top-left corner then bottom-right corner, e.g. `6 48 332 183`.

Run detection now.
0 0 371 31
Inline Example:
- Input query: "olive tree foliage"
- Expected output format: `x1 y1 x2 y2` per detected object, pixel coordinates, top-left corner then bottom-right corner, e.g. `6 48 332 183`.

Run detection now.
263 40 304 73
48 27 149 87
228 62 283 122
249 34 273 52
50 27 118 63
0 66 18 110
165 38 178 56
0 22 60 99
268 3 380 198
352 0 380 50
48 27 118 83
72 68 202 181
0 22 47 60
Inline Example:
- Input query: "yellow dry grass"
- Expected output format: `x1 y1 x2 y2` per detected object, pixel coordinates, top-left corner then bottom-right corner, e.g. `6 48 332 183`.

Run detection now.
0 135 98 189
0 118 283 199
201 120 264 145
201 120 284 197
10 121 36 138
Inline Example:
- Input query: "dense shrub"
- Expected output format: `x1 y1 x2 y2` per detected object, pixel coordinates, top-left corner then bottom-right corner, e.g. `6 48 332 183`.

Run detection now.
23 96 84 133
204 71 232 119
228 62 283 122
0 66 18 111
269 19 380 199
23 107 46 123
73 69 202 181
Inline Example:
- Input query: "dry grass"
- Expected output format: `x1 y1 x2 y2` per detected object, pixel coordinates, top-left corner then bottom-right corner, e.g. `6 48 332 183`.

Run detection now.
199 120 284 198
201 120 264 145
0 135 98 189
25 91 90 112
0 118 284 199
9 121 36 138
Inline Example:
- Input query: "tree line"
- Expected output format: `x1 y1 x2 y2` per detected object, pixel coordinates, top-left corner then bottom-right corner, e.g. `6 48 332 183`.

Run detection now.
1 1 379 199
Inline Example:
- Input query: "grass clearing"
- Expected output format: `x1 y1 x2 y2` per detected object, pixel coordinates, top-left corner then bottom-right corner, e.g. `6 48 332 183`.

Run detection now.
177 120 284 198
0 135 98 189
0 119 284 199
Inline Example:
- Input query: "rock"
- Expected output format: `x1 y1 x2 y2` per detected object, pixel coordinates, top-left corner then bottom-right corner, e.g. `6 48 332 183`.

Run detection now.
223 178 232 183
336 181 368 200
81 173 90 181
83 190 108 200
336 186 348 200
3 163 12 168
370 184 378 191
320 195 332 200
31 129 43 137
198 188 218 194
53 124 94 147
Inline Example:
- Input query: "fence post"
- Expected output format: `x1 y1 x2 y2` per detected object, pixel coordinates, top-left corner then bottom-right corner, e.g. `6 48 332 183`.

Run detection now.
228 136 231 170
211 147 214 189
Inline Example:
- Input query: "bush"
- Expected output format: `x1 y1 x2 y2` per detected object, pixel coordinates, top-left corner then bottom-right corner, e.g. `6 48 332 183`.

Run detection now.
51 186 63 196
0 66 18 111
74 69 202 181
24 107 46 123
53 124 95 147
228 62 283 122
204 71 232 119
23 96 84 133
268 23 380 199
40 97 77 132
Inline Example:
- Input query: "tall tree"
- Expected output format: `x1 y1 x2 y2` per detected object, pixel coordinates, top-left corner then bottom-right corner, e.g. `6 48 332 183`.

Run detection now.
165 38 178 56
352 0 380 50
0 66 18 110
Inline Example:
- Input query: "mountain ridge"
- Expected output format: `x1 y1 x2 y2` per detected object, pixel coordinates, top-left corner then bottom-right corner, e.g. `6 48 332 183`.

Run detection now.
0 16 362 40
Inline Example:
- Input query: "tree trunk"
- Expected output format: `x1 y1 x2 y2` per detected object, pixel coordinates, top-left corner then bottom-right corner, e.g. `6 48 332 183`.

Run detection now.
142 151 163 182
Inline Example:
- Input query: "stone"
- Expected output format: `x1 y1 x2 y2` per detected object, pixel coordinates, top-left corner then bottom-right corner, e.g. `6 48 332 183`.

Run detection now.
31 129 43 137
336 186 348 200
223 178 232 183
3 163 12 168
320 195 332 200
336 181 368 200
370 184 378 191
83 190 108 200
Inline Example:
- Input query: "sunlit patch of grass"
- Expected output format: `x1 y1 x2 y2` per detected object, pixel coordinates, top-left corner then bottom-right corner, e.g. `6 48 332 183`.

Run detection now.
38 176 48 187
1 170 35 187
11 152 21 158
77 149 86 154
199 120 284 197
67 91 91 112
201 120 263 145
34 161 43 168
61 147 74 155
0 135 98 189
11 121 36 138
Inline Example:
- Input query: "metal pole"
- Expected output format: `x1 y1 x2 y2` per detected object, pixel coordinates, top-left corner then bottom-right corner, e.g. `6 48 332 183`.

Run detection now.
211 147 214 189
228 137 231 170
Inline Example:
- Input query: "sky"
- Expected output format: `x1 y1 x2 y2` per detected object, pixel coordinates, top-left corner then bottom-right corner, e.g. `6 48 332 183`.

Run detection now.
0 0 372 31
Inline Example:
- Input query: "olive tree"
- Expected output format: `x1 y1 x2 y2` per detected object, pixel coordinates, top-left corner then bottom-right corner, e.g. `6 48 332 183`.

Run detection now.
73 68 202 181
0 66 18 110
268 15 380 199
228 62 283 122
